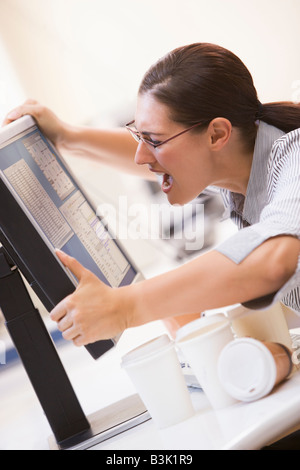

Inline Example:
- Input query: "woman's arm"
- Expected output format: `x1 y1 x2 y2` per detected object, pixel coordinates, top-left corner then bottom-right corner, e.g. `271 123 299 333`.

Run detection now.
3 100 154 180
131 235 299 323
61 125 153 178
50 235 300 346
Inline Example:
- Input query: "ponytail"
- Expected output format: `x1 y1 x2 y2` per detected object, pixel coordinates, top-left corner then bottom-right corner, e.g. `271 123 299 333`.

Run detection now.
257 101 300 133
140 43 300 150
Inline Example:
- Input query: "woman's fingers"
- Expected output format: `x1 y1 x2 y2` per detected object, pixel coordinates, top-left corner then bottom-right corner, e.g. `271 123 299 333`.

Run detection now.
2 100 65 147
55 249 87 283
2 100 41 126
50 250 131 346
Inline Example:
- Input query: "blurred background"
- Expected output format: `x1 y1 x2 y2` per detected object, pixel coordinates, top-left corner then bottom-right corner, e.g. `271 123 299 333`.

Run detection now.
1 0 299 243
1 0 300 126
0 1 300 449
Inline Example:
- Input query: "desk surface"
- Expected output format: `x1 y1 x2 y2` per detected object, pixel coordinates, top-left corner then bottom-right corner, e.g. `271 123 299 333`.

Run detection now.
0 323 299 450
94 372 300 451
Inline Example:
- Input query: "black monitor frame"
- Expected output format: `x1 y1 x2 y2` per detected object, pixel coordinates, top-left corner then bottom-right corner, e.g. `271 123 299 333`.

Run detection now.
0 116 148 449
0 174 114 359
0 115 143 359
0 246 150 449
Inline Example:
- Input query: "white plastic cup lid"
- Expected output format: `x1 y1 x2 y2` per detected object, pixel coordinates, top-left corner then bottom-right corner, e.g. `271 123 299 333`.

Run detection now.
121 334 173 368
218 337 277 402
175 313 229 343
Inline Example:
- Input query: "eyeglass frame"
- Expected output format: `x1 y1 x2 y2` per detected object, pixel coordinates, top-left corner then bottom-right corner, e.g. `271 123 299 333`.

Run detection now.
125 119 210 149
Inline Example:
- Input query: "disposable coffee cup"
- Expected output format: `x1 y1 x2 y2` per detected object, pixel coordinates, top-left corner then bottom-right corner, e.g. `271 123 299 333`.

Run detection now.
225 302 293 349
176 316 237 410
121 335 195 429
218 338 293 402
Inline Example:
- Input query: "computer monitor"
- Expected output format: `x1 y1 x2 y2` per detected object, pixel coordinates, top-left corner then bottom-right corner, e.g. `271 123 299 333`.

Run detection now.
0 115 143 359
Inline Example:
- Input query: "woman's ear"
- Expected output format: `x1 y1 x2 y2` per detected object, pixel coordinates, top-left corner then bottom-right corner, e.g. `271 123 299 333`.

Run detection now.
208 118 232 150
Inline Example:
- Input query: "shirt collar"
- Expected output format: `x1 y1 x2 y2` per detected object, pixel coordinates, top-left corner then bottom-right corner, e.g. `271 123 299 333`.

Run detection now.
242 121 285 224
220 122 285 222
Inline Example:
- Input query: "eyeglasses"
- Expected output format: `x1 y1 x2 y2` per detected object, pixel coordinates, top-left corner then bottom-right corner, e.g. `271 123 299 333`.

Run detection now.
125 120 209 149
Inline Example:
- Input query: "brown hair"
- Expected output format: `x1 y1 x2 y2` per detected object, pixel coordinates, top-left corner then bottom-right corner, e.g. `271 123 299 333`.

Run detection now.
139 43 300 150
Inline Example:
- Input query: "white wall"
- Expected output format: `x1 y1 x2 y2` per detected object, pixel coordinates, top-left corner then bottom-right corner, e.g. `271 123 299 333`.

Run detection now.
0 39 25 125
0 0 299 126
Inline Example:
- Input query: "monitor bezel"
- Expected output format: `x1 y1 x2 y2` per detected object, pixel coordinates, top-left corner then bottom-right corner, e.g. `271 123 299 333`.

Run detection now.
0 115 143 351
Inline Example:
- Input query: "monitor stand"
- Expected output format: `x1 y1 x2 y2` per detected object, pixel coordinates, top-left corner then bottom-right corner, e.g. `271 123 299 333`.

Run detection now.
49 394 150 450
0 247 150 450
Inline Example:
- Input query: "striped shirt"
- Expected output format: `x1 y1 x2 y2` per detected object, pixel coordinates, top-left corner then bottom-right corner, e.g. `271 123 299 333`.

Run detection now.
216 121 300 314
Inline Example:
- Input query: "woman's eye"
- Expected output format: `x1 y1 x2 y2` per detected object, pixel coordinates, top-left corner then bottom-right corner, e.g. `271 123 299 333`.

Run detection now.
145 137 161 146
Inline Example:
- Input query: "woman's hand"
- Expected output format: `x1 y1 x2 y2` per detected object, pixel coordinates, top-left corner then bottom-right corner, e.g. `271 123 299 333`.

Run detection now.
50 250 131 346
3 99 146 178
2 99 67 147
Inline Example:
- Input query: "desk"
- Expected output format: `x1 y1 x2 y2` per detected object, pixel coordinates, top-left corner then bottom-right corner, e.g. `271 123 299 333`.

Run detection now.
0 322 299 450
90 371 300 451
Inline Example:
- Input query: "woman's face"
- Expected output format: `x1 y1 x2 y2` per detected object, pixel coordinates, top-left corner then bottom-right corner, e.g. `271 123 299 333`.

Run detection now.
134 93 214 205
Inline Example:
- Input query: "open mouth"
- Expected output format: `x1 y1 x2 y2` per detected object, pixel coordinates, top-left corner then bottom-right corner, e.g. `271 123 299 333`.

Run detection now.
151 169 174 194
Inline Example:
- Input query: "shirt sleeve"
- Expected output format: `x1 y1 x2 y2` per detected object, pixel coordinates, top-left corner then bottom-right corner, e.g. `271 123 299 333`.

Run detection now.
215 130 300 310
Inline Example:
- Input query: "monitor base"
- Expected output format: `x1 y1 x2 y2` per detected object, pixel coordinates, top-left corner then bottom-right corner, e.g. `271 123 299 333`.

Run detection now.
48 394 151 450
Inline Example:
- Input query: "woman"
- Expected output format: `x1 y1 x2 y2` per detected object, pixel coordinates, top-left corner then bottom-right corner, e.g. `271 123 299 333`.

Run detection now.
4 43 300 347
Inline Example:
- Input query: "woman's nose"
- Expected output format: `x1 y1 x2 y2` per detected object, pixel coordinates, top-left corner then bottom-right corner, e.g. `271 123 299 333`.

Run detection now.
134 141 157 166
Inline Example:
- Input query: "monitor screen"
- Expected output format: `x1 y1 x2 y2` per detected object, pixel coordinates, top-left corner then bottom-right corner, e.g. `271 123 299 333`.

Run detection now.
0 116 142 358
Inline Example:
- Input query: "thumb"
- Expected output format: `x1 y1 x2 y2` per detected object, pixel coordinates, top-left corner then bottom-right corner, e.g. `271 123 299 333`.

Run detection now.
55 249 87 282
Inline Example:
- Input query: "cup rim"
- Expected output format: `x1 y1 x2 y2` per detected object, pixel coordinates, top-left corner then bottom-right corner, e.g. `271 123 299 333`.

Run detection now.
121 334 174 368
176 315 230 345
